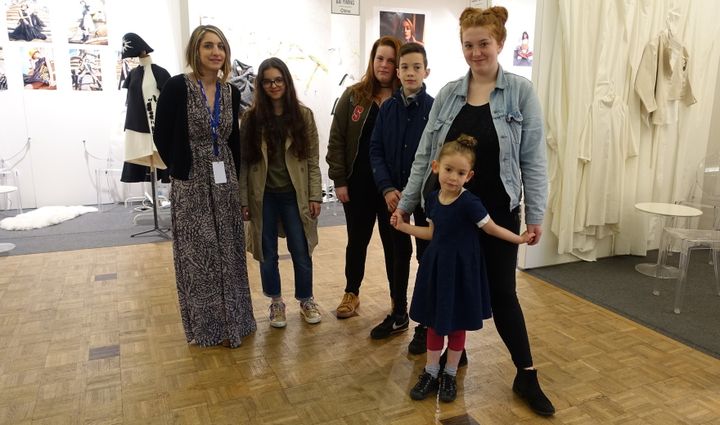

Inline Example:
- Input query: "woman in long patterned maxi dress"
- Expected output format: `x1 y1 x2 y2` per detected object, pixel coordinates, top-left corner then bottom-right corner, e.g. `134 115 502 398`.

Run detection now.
154 25 256 348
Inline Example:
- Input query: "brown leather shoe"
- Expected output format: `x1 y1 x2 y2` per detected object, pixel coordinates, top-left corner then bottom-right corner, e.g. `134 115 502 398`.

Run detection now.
336 292 359 318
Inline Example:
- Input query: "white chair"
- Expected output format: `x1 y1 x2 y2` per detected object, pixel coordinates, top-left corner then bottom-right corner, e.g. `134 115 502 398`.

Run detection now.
0 168 22 214
655 228 720 313
653 153 720 313
95 167 122 211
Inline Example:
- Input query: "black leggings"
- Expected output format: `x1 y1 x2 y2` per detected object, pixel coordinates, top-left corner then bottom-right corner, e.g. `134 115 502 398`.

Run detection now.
479 208 533 369
342 182 393 295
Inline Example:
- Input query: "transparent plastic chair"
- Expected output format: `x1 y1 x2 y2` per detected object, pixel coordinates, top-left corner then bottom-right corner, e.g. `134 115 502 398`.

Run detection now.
653 153 720 313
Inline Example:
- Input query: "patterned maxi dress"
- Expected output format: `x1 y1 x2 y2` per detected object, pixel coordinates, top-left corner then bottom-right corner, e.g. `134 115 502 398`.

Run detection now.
170 76 256 348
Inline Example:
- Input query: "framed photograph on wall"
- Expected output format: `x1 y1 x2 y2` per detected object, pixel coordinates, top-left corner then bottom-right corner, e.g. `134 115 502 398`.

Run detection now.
68 0 108 45
20 45 56 90
379 10 426 45
512 30 533 67
494 0 536 80
69 48 102 91
6 0 53 42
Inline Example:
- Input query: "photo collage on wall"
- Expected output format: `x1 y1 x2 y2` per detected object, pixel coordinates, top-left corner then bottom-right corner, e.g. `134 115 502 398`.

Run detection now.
2 0 112 91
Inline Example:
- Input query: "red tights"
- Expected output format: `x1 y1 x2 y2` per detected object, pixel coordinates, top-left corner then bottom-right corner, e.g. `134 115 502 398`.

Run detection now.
426 327 466 351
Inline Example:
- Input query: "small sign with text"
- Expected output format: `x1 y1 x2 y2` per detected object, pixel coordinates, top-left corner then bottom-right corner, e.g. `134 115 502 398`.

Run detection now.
331 0 359 15
470 0 491 8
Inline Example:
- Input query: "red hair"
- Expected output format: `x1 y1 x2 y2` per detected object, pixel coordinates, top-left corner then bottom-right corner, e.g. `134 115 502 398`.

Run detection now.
459 6 508 44
349 36 401 104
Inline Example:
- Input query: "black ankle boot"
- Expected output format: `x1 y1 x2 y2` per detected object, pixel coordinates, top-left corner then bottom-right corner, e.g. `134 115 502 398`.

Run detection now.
512 368 555 416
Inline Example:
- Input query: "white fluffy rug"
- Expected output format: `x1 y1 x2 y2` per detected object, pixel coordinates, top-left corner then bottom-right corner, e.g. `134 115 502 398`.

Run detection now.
0 206 98 230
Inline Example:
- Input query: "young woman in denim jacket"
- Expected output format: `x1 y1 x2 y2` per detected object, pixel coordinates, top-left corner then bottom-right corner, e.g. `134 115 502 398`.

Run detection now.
393 6 554 416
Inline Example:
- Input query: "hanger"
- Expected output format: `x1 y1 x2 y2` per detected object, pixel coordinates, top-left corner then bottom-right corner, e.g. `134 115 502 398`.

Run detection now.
665 8 680 38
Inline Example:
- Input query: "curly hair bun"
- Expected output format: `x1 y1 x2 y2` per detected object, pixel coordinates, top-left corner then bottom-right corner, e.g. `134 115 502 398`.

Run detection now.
455 134 478 148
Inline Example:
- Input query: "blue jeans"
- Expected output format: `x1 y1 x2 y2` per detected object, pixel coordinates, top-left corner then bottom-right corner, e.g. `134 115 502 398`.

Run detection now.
260 191 313 300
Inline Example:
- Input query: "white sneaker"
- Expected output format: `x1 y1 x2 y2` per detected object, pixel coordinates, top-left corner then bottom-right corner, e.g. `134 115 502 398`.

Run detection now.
300 298 322 324
269 301 286 328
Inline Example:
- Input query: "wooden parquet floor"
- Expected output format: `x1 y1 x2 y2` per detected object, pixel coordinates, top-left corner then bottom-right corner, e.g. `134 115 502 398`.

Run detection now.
0 225 719 424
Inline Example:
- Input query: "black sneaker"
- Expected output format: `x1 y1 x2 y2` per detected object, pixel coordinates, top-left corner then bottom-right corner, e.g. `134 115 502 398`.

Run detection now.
438 372 457 402
370 313 409 339
409 371 438 400
439 348 468 369
408 325 427 354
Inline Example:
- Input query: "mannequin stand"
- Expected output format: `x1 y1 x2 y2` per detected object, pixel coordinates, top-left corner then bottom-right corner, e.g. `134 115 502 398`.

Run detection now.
131 166 171 239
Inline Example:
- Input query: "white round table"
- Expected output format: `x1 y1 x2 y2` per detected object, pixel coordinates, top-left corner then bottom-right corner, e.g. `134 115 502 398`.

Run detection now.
634 202 703 278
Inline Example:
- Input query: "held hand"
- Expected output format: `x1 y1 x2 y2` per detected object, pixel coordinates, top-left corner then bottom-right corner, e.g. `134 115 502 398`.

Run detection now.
519 231 535 244
309 202 322 219
335 186 349 203
390 214 406 231
391 207 410 225
526 224 543 246
384 190 401 213
241 206 250 221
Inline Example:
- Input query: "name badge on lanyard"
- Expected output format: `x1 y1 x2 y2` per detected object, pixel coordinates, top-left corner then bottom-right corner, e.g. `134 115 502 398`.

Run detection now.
198 79 226 184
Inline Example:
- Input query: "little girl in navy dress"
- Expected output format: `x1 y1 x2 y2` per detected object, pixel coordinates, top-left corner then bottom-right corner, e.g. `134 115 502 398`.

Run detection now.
391 134 534 403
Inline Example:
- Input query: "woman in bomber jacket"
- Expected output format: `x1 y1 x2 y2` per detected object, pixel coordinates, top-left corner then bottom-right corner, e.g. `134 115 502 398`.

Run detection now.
326 35 401 319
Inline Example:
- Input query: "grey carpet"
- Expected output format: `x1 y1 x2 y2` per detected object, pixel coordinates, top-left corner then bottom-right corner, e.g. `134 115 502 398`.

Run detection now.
0 201 347 256
525 250 720 359
0 204 173 255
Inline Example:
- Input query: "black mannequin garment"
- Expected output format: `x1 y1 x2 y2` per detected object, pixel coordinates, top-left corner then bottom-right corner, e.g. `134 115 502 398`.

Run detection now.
121 62 170 182
120 48 170 183
123 63 170 133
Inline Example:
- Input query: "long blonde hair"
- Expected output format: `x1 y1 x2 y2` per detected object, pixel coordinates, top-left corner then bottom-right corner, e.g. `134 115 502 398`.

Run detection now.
185 25 231 83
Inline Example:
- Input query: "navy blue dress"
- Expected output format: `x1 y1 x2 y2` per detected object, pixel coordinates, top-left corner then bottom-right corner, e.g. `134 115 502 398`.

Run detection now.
409 190 493 335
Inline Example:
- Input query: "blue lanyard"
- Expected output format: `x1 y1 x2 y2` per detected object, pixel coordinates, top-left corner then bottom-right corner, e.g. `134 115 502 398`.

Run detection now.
197 80 222 156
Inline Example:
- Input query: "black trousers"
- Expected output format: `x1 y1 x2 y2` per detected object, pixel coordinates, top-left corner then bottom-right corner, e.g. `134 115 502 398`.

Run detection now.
342 181 393 295
479 207 533 369
388 207 428 315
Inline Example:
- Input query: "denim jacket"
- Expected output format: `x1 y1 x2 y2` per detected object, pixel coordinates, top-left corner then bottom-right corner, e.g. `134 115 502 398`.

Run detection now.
398 66 547 224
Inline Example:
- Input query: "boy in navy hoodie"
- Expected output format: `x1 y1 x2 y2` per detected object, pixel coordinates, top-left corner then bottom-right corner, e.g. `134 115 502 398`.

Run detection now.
369 43 432 349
